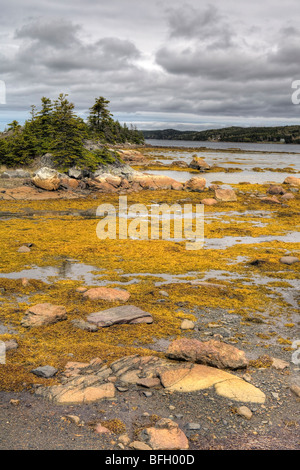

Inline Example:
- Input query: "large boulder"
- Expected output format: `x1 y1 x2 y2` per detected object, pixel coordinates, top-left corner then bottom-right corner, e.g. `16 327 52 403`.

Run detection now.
21 303 67 328
166 338 248 369
94 173 122 188
32 167 61 191
131 174 181 190
184 176 206 192
267 184 286 195
214 188 237 202
283 176 300 187
59 177 79 190
188 156 210 171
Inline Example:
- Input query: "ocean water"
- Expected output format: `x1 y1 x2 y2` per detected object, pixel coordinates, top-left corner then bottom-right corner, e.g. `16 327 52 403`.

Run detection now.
144 139 300 184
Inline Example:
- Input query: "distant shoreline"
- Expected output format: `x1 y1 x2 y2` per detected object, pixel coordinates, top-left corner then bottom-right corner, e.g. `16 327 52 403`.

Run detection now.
142 125 300 145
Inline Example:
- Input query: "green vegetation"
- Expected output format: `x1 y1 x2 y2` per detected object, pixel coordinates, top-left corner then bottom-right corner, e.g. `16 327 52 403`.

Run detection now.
0 94 144 170
142 125 300 144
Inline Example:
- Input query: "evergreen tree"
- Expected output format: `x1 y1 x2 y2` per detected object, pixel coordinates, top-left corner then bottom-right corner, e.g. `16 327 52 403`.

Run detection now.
0 93 144 168
88 96 113 136
50 93 87 170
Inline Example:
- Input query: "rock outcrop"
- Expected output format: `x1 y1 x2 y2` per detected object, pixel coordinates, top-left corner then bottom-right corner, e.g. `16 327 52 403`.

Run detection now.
166 338 248 370
34 354 265 405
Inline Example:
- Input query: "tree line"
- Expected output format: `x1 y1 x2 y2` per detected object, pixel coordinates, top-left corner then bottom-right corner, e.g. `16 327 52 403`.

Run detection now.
0 94 144 170
142 126 300 144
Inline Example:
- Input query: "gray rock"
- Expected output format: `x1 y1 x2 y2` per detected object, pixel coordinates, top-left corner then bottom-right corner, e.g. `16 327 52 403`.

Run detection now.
0 169 30 178
280 256 299 265
86 305 153 327
68 167 82 179
4 339 18 351
31 365 58 378
70 319 98 332
186 423 201 430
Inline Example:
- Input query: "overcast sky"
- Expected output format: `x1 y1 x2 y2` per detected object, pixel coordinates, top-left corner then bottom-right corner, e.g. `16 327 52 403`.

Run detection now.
1 0 300 131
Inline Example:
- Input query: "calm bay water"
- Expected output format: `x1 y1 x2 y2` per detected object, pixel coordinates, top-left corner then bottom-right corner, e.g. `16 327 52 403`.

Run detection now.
145 139 300 154
145 139 300 184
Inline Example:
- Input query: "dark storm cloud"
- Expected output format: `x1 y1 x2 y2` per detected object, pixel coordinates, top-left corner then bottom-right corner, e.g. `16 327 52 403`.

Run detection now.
15 18 81 48
166 3 234 49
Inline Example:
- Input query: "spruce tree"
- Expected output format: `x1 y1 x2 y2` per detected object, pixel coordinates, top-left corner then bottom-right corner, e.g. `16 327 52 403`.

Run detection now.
50 93 87 170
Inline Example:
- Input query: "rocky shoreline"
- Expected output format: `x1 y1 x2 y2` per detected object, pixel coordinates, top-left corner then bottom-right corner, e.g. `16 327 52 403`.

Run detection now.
0 147 299 451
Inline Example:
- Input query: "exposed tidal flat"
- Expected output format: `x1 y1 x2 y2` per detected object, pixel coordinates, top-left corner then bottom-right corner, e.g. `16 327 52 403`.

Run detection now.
0 142 299 450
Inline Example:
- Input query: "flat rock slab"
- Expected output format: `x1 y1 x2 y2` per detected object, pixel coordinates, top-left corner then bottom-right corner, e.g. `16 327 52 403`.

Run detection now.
31 365 58 378
0 186 78 201
83 287 130 302
159 364 265 403
86 305 153 327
